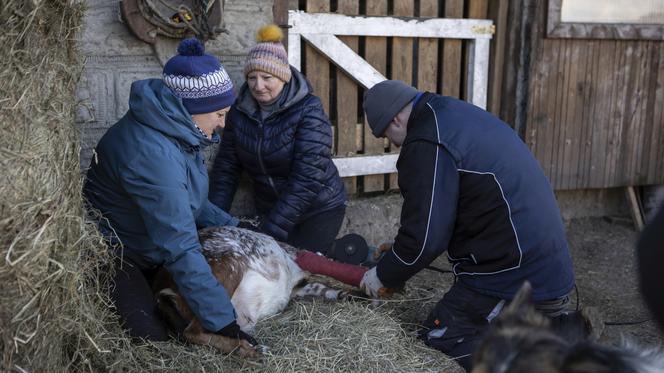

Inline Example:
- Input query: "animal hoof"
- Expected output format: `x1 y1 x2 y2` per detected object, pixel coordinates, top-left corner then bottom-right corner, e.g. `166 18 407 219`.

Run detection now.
337 290 351 300
256 344 270 354
235 340 260 358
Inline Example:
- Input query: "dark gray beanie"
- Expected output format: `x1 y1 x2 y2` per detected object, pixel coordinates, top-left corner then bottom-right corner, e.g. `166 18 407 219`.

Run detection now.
363 80 418 137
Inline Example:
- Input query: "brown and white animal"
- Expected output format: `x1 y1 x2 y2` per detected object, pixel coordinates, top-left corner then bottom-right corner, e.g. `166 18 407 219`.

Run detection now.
472 282 664 373
153 226 350 357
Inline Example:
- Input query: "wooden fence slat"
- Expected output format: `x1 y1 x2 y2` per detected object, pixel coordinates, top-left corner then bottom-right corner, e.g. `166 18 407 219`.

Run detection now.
525 28 545 165
630 42 648 186
554 39 573 188
608 41 629 187
305 0 330 116
607 41 622 186
541 40 558 184
636 42 651 185
563 39 585 189
337 0 359 195
558 38 575 188
442 0 463 98
578 40 599 188
363 0 388 193
544 38 562 186
487 0 508 116
651 45 664 183
640 42 658 185
418 0 438 92
546 39 561 185
600 41 621 188
273 0 290 50
387 0 414 190
590 39 606 187
620 42 639 186
467 0 489 19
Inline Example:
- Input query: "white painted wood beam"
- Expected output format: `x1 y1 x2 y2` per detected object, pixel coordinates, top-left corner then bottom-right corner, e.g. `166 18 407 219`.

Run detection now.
333 154 399 177
300 33 386 89
289 10 494 39
467 38 491 109
288 32 301 71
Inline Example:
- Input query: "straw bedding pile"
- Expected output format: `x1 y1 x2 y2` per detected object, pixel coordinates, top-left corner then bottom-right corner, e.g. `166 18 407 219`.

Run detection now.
0 1 457 371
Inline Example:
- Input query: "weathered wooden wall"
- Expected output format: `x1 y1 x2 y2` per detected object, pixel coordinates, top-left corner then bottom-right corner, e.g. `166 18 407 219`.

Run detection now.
523 1 664 190
277 0 508 195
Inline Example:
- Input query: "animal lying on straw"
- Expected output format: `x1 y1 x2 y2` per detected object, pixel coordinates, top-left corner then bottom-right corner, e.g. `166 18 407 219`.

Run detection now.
152 226 350 357
471 282 664 373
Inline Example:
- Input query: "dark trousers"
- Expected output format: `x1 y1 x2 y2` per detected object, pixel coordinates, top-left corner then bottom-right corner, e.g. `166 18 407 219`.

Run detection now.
287 204 346 254
109 255 169 341
421 281 572 371
420 282 503 371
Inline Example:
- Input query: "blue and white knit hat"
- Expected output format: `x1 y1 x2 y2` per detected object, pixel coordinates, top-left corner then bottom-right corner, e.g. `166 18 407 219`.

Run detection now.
163 38 236 114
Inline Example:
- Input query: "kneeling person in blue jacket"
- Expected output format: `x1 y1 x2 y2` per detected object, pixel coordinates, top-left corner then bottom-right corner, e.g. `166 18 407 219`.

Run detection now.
84 38 255 345
359 80 576 371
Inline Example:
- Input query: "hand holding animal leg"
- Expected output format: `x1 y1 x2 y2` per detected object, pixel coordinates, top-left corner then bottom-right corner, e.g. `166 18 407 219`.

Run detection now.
184 319 259 358
360 267 393 298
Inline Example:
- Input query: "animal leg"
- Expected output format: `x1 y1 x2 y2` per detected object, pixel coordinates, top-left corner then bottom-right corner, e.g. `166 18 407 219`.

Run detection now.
155 288 193 338
292 280 350 300
183 318 259 358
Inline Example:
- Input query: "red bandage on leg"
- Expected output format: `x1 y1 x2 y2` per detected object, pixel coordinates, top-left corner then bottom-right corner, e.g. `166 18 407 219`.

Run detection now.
295 250 368 287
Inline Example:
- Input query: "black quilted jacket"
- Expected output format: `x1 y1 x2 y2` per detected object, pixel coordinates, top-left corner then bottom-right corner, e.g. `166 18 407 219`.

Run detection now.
209 67 346 241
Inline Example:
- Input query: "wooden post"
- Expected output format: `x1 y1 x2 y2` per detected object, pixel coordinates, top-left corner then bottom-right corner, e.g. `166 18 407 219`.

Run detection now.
626 186 645 231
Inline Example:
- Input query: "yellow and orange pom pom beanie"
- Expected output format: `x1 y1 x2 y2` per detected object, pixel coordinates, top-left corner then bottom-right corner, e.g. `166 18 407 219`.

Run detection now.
243 24 291 83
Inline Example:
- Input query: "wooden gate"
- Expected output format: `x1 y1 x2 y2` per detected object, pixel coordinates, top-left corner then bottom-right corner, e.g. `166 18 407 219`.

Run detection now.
283 1 495 195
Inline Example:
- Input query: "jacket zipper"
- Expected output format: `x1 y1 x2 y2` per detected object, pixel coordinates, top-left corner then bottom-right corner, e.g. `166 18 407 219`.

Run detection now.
256 122 280 197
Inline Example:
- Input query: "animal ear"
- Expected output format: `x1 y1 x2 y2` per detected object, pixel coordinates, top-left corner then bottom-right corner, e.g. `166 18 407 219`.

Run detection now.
500 281 551 329
506 281 533 313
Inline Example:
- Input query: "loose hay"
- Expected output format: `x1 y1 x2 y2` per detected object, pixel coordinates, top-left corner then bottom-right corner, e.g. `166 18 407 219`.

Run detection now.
0 1 459 371
251 300 455 372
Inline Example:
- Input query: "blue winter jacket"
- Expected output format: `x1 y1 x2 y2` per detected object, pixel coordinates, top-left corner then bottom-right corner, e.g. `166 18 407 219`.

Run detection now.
377 93 575 301
209 67 346 241
84 79 238 332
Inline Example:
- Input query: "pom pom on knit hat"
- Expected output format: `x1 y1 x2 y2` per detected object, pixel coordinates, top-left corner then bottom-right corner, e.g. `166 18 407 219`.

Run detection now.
177 37 206 56
256 24 284 43
244 24 291 82
163 37 236 114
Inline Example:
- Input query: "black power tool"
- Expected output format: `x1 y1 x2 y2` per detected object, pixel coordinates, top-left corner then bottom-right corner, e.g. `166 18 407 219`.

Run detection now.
328 233 382 267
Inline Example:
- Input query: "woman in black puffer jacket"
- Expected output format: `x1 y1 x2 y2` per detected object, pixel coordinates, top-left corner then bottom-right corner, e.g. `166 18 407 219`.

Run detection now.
209 25 346 254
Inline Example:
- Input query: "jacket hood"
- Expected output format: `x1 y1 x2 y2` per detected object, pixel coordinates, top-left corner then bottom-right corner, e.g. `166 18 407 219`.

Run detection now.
235 66 311 119
128 79 219 149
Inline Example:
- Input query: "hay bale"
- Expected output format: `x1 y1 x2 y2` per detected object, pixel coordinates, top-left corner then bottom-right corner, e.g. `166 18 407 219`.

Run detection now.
0 1 459 371
0 0 111 371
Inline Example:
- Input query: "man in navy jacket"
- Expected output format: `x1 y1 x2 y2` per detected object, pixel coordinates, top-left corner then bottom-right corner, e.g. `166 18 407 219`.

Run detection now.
360 80 575 370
